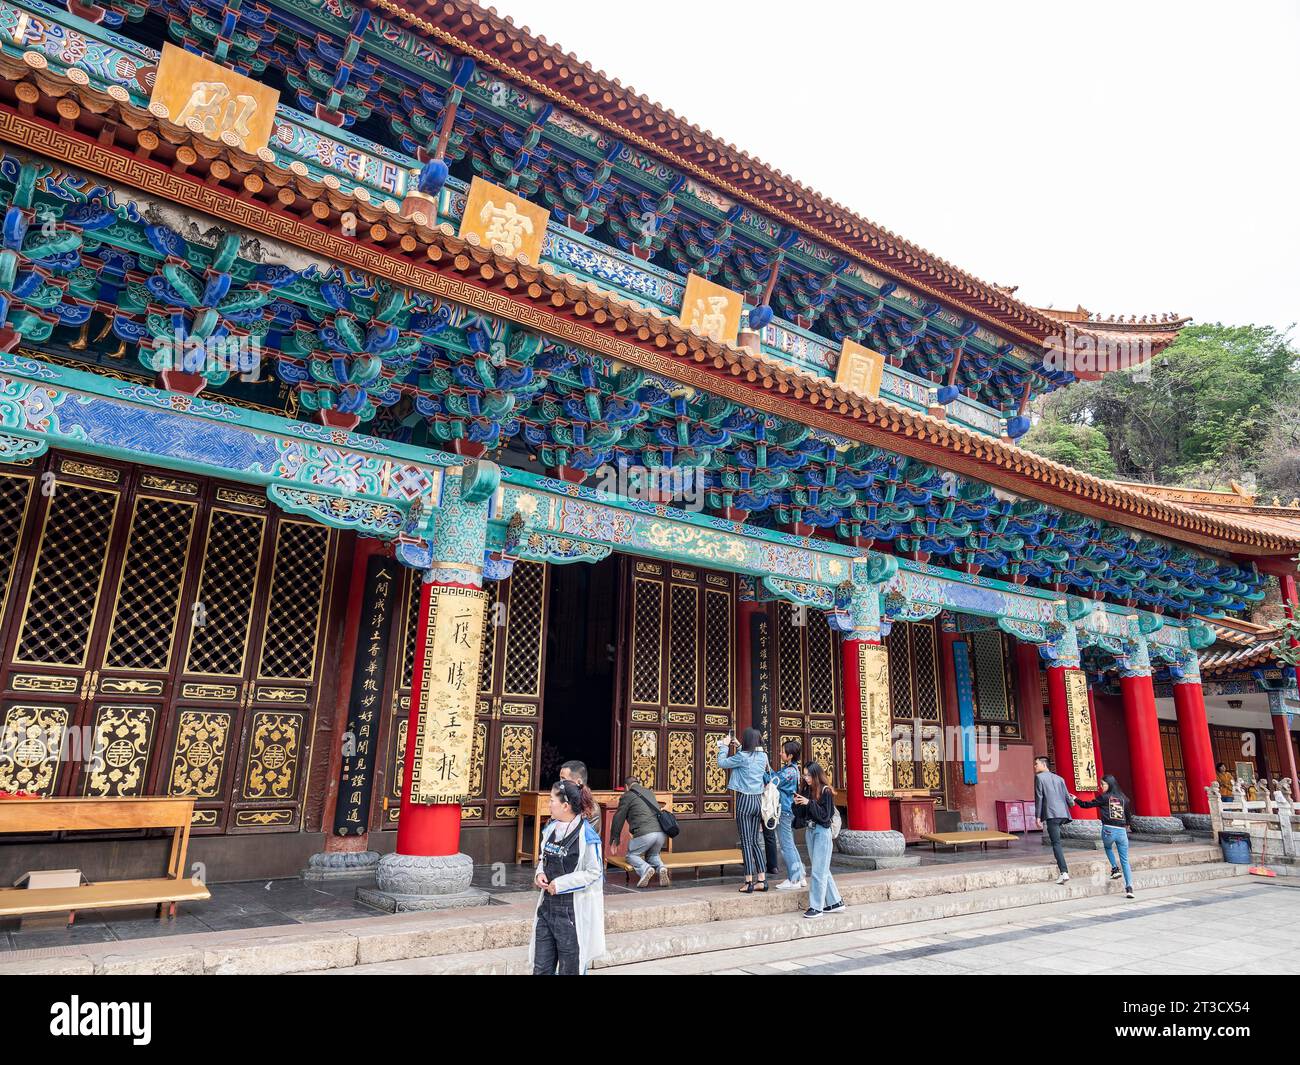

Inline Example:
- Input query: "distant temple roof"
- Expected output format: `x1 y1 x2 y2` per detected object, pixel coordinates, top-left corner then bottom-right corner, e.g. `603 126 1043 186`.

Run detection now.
360 0 1189 357
1117 482 1300 543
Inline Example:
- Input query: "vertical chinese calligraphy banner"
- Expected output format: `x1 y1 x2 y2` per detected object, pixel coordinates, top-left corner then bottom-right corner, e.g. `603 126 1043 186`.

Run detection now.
749 610 771 742
332 553 397 835
409 584 489 805
458 176 550 263
857 643 894 797
951 640 979 785
1063 670 1099 791
150 43 280 154
678 273 743 346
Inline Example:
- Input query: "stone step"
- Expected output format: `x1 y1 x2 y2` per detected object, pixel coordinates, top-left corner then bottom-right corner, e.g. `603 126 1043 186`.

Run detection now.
0 843 1229 975
314 849 1242 976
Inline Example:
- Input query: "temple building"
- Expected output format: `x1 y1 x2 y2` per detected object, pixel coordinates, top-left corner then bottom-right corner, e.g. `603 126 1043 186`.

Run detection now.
0 0 1295 900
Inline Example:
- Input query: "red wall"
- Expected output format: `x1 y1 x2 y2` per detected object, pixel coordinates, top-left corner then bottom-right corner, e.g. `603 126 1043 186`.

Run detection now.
968 743 1036 827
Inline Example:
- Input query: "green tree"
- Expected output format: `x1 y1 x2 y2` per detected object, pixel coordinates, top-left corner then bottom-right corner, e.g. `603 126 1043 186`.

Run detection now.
1025 323 1298 486
1019 418 1117 477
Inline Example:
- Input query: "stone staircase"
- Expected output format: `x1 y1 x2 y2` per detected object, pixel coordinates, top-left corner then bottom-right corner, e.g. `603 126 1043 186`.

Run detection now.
0 844 1241 975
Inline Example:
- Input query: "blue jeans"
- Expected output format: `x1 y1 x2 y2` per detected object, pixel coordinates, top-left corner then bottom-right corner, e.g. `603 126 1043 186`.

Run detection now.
807 824 840 911
625 831 666 877
777 810 805 883
1102 825 1132 888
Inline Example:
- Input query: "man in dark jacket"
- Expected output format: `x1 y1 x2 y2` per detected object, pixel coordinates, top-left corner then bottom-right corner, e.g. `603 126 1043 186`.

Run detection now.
610 777 669 888
1034 755 1073 884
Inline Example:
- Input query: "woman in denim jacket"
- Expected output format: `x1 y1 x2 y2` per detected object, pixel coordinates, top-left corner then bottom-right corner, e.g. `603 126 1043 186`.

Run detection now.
771 740 806 889
717 727 770 893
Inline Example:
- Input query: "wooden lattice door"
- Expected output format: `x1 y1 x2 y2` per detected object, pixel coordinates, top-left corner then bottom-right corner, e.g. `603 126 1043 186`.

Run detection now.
620 559 735 819
1159 721 1189 813
885 619 947 804
769 601 843 788
0 453 337 834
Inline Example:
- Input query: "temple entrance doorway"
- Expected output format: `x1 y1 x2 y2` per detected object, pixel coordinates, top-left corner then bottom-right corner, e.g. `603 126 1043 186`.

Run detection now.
539 555 619 790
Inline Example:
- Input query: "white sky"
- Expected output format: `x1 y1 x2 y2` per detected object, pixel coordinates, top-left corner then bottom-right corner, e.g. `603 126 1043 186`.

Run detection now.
493 0 1300 334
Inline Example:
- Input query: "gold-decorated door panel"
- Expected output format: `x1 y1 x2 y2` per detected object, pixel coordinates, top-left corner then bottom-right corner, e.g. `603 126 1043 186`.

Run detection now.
619 560 735 819
0 454 338 835
766 600 843 789
886 619 947 804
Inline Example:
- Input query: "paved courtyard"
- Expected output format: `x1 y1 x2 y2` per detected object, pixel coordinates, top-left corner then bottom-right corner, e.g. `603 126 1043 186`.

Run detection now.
598 876 1300 975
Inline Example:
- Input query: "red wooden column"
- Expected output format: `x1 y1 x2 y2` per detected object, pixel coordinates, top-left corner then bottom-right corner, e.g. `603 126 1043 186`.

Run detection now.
1014 640 1049 760
1278 575 1300 799
1046 665 1098 818
1171 658 1216 814
841 635 891 831
1120 669 1173 818
395 575 468 857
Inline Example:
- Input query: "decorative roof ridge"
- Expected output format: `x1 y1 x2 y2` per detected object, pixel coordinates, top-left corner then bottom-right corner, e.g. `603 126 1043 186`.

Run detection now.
0 61 1292 556
356 0 1148 349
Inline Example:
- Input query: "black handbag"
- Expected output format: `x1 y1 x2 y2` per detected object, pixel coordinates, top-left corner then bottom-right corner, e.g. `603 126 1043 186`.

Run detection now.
633 786 679 839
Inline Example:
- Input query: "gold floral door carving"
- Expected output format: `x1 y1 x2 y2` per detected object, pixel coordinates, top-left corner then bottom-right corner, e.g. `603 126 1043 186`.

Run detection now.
885 619 947 804
766 600 843 789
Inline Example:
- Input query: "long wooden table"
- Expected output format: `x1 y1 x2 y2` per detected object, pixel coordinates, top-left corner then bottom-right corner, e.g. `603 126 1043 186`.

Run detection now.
0 796 210 924
515 789 674 864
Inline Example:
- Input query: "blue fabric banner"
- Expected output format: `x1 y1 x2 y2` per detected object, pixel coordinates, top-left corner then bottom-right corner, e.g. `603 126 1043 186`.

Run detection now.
952 640 979 785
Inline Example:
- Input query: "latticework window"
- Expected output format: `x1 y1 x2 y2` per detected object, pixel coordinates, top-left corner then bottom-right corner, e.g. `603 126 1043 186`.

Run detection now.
502 561 546 697
0 473 33 618
257 521 330 680
104 497 197 671
629 578 663 705
667 584 698 706
971 629 1015 726
703 588 731 709
16 484 118 666
185 509 265 676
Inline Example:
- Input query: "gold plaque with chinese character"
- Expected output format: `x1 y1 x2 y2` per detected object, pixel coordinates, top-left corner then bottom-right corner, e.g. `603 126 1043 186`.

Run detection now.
1063 669 1098 791
151 43 280 154
457 176 549 263
678 273 743 346
857 642 894 797
835 338 885 400
409 584 489 805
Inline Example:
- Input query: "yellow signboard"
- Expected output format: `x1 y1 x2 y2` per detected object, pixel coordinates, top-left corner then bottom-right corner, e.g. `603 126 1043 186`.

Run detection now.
835 338 885 400
458 176 550 263
678 273 743 346
1063 669 1099 791
409 584 488 805
150 44 280 154
857 642 894 798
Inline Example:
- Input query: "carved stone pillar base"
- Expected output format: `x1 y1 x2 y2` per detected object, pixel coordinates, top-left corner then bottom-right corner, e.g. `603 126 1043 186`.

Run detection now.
301 850 381 881
833 829 918 868
1042 819 1105 850
355 852 490 912
1129 814 1189 843
1175 812 1213 834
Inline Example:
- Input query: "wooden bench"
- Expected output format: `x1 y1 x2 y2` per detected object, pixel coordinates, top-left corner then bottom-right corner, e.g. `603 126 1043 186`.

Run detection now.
607 848 745 882
920 830 1017 853
0 796 210 925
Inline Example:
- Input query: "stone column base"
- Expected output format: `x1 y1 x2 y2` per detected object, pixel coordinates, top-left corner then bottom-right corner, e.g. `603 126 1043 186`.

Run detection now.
832 829 919 868
1041 820 1105 850
355 852 491 912
1175 812 1213 834
1129 814 1188 843
301 850 381 881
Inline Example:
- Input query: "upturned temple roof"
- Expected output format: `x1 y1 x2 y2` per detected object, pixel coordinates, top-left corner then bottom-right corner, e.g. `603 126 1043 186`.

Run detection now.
356 0 1186 357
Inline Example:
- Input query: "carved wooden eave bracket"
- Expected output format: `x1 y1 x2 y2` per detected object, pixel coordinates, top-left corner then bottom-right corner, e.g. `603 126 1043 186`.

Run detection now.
0 60 1292 558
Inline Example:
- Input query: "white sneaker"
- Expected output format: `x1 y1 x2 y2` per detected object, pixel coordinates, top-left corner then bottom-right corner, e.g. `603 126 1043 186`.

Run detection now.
1056 872 1070 885
636 868 654 888
775 879 797 891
